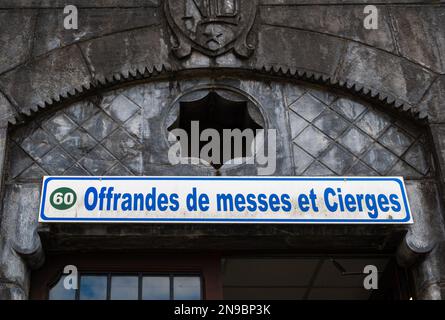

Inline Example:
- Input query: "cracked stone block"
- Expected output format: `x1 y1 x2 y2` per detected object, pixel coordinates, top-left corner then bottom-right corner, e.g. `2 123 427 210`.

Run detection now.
338 127 373 156
390 7 445 74
82 111 118 142
8 144 34 179
288 111 308 139
320 144 356 175
356 110 391 139
102 128 140 160
60 128 97 160
294 126 331 158
403 142 430 176
104 94 140 124
20 128 55 160
293 144 314 175
65 101 98 125
362 144 398 175
43 113 77 141
379 126 414 157
289 93 326 122
313 109 349 139
38 146 76 175
331 98 367 121
303 161 334 176
79 145 117 176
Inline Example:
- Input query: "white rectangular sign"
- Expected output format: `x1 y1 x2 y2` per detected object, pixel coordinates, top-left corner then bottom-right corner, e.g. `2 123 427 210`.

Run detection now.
39 176 413 224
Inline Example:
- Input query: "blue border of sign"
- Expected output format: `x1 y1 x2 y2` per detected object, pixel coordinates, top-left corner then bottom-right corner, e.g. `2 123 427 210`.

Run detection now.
39 177 412 224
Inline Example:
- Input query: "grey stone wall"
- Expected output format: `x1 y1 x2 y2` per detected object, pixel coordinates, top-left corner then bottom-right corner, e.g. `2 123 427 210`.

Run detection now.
0 0 444 300
7 79 433 181
0 1 443 121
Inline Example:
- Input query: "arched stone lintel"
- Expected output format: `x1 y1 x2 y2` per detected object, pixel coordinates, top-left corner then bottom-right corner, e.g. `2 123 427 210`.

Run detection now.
0 23 438 126
1 66 429 127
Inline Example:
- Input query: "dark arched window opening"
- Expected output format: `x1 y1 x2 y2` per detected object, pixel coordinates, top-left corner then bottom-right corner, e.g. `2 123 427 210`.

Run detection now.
168 91 263 169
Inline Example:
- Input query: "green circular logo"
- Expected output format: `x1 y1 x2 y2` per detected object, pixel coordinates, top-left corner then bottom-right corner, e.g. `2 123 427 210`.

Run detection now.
50 187 77 210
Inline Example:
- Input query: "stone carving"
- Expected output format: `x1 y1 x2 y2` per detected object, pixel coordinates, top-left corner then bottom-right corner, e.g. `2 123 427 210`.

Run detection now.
7 80 432 182
165 0 257 58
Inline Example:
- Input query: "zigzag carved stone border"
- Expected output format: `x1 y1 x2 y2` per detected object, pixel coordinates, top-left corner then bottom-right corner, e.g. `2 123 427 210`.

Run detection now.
4 63 425 126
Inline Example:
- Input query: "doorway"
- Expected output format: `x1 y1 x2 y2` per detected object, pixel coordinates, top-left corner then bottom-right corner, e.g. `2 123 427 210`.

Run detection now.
31 254 412 300
222 256 411 300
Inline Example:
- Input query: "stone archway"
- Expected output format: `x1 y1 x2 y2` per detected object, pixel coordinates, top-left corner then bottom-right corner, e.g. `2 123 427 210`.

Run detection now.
0 1 444 300
1 74 443 299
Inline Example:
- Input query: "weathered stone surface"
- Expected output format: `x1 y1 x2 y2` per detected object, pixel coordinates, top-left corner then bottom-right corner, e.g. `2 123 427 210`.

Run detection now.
0 126 7 223
241 80 294 175
0 0 159 7
0 282 26 300
8 143 35 180
255 25 345 76
321 144 357 175
6 94 146 178
288 85 429 178
0 10 35 74
79 26 170 82
0 91 16 123
260 5 396 52
390 6 445 74
5 78 432 184
336 42 436 105
144 163 214 176
338 127 373 156
259 0 444 3
3 0 443 8
430 124 445 190
0 45 92 115
405 181 445 253
419 76 445 122
33 8 160 57
0 1 441 122
412 244 444 300
0 0 443 301
0 184 42 299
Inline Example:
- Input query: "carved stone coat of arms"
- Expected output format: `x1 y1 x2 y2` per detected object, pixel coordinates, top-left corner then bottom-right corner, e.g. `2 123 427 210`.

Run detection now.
165 0 258 58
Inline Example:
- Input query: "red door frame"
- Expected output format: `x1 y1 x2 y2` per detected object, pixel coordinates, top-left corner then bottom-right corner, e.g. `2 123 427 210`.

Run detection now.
30 252 223 300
